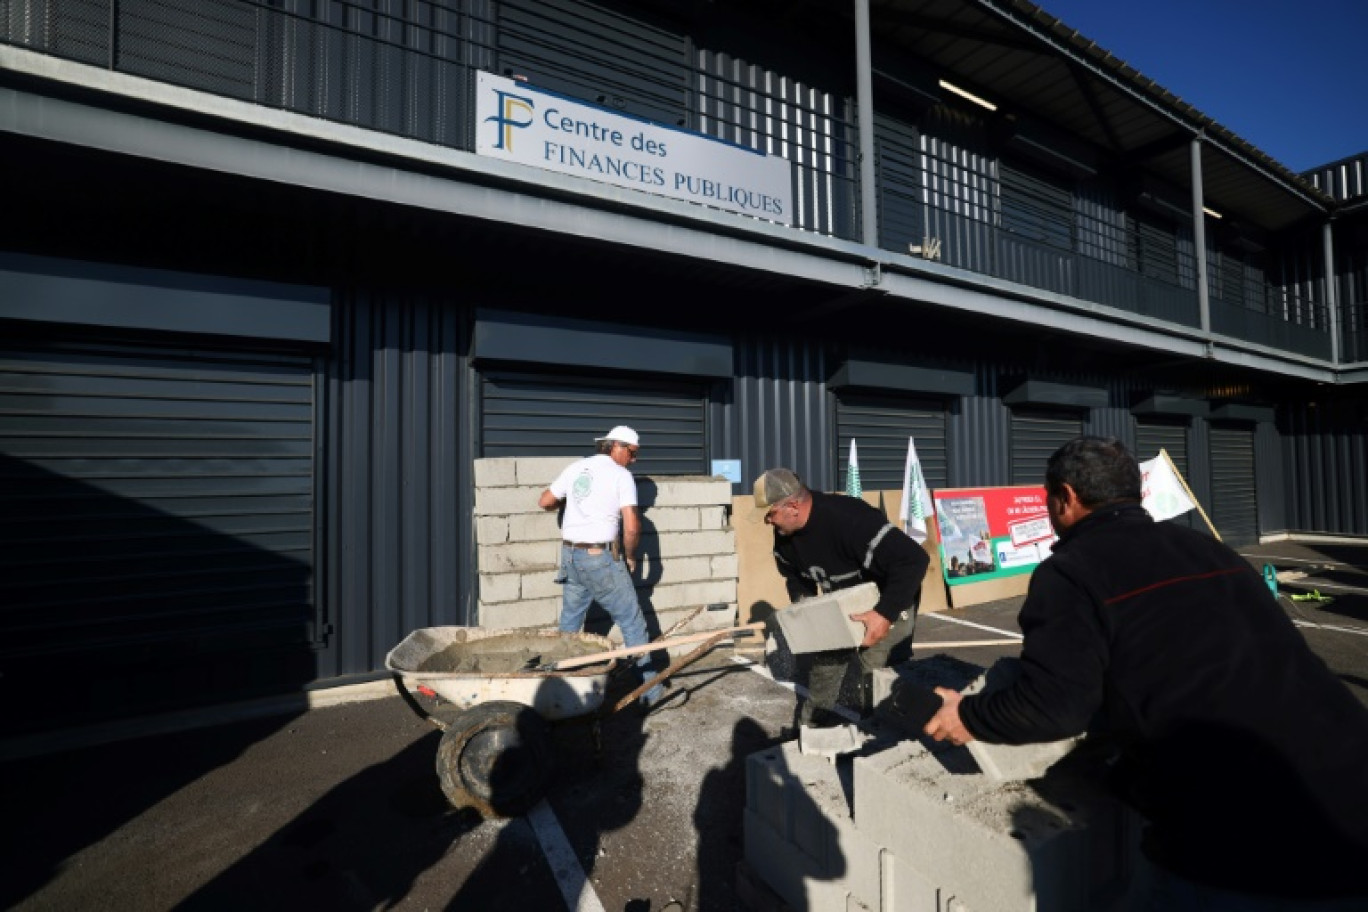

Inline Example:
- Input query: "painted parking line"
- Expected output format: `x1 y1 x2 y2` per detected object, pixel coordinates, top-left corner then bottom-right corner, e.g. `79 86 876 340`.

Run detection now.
527 799 607 912
1292 619 1368 637
921 612 1022 640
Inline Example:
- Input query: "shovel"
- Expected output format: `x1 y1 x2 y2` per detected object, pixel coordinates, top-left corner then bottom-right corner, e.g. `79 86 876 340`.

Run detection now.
529 621 770 672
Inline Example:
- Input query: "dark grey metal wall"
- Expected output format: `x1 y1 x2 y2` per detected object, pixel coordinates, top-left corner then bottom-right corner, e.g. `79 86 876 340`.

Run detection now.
1281 399 1368 536
480 370 709 476
834 393 948 492
732 334 832 492
1209 425 1259 546
321 289 471 679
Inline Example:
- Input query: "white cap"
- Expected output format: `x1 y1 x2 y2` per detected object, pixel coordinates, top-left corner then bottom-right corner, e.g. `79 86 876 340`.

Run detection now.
594 425 640 447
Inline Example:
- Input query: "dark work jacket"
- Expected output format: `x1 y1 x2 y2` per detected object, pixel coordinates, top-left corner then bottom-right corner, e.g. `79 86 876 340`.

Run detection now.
773 491 928 622
960 503 1368 898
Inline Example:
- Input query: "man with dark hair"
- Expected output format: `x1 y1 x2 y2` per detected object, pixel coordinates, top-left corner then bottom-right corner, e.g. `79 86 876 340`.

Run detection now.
924 436 1368 909
753 467 929 727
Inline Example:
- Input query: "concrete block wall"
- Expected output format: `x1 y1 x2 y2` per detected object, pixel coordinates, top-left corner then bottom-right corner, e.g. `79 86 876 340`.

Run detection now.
745 660 1143 911
473 457 739 640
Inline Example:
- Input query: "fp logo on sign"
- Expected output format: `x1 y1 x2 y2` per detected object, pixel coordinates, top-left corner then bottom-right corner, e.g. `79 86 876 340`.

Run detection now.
484 88 535 152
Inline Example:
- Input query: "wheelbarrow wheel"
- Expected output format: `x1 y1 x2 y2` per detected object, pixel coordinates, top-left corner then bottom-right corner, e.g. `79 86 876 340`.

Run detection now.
435 701 552 818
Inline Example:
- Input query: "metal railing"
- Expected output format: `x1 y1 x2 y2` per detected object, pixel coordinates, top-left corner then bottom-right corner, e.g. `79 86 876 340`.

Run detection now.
0 0 1342 361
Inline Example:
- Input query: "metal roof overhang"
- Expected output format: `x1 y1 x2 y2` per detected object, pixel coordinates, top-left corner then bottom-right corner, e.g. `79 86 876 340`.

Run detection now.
860 0 1334 234
0 43 1353 385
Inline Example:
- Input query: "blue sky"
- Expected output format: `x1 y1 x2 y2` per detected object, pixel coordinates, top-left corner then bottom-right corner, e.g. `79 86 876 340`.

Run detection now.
1032 0 1367 173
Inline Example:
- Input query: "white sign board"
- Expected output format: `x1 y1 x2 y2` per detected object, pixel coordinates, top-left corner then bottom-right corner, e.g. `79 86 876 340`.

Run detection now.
475 72 793 225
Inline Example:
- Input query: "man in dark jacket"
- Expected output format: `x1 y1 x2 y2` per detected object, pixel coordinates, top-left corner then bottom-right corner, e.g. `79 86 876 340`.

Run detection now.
924 437 1368 908
754 467 929 727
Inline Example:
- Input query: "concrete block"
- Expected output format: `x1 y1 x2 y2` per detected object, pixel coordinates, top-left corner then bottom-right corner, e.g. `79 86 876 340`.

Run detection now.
515 456 579 487
798 724 874 760
507 512 561 543
642 555 715 586
473 457 517 488
648 478 733 507
475 515 509 546
646 529 736 558
478 597 561 630
773 583 878 654
886 853 942 912
744 743 885 911
473 485 547 516
478 573 520 604
638 507 702 532
701 505 730 528
520 572 562 601
645 580 738 611
852 735 1135 911
711 553 739 579
744 809 850 912
962 659 1082 783
477 541 559 574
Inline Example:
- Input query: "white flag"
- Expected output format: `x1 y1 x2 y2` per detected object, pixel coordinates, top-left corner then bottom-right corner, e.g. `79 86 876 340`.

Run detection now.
845 439 863 498
900 437 933 543
1140 449 1197 522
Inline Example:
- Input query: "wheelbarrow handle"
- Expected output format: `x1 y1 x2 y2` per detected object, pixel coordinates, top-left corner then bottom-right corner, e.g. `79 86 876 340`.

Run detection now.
538 621 767 672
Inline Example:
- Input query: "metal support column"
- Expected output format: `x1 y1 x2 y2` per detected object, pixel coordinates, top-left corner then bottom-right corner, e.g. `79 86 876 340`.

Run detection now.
1324 219 1340 365
1191 136 1211 336
855 0 878 247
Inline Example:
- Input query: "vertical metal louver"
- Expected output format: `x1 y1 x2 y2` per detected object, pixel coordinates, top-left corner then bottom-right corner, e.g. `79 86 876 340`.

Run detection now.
0 344 318 665
1210 426 1258 546
1010 410 1083 486
480 371 708 476
835 395 947 493
496 0 689 126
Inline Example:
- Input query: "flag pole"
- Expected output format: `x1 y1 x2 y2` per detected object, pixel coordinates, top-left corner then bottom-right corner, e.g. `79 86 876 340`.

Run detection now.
1161 448 1221 541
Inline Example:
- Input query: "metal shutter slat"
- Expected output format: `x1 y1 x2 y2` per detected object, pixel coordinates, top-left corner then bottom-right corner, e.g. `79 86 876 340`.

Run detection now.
0 344 317 661
1011 411 1083 486
1211 427 1258 546
481 372 706 475
835 395 948 492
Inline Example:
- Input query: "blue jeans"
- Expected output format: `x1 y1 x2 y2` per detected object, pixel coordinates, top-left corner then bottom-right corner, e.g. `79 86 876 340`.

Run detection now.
557 545 661 702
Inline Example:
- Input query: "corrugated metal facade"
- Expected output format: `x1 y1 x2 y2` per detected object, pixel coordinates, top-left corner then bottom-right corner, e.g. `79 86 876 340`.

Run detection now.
1 0 1362 735
1282 399 1368 536
322 290 471 678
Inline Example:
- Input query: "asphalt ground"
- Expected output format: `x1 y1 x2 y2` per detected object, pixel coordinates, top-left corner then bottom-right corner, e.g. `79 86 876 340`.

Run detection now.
2 539 1365 912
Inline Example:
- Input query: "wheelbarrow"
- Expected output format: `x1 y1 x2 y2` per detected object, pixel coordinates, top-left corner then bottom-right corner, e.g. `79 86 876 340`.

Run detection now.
386 624 759 817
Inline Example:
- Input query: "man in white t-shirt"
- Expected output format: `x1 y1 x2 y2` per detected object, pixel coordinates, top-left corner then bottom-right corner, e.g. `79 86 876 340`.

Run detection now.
538 425 663 707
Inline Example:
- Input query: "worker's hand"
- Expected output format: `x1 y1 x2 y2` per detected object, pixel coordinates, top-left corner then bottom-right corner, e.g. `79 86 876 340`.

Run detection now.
625 557 637 575
923 687 975 746
851 609 891 648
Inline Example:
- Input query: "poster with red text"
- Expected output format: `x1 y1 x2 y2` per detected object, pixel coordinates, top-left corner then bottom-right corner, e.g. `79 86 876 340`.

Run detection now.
932 486 1056 586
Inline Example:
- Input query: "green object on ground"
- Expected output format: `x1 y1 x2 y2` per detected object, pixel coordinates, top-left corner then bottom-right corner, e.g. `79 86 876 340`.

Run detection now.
1288 589 1334 604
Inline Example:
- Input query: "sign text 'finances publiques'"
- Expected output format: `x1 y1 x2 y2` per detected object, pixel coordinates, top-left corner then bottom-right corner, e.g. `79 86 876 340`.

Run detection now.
475 72 793 224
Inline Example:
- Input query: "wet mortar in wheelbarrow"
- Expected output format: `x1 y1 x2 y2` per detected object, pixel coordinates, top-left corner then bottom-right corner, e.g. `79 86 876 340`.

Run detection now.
386 626 640 817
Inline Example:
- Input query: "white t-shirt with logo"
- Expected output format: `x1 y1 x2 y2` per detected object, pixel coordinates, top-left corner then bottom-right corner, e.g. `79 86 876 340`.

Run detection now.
548 453 638 543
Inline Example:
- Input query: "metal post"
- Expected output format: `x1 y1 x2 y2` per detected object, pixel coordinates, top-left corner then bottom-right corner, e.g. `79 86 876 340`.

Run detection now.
855 0 878 248
1324 219 1340 365
1190 136 1210 336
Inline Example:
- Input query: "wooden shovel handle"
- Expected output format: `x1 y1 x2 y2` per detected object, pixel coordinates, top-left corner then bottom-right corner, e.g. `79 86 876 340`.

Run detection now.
547 621 767 671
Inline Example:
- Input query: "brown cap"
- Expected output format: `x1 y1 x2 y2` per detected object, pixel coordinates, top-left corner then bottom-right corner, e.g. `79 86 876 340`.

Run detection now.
749 468 805 522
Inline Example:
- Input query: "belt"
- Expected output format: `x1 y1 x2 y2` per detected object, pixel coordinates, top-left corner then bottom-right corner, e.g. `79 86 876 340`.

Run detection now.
565 541 611 550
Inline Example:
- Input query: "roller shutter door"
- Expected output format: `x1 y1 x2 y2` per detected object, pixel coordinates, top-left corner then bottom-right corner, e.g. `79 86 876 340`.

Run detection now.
835 394 948 492
1210 426 1258 546
1010 410 1083 486
1135 418 1193 529
481 371 708 475
0 342 318 728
